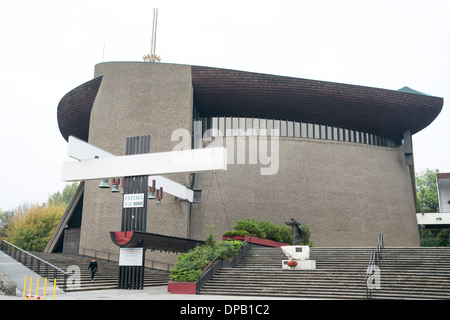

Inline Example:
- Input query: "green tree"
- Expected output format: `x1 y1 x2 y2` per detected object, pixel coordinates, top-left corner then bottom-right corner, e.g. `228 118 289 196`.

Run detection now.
416 169 439 213
46 182 78 207
2 183 78 251
420 229 450 247
6 203 65 251
0 209 15 239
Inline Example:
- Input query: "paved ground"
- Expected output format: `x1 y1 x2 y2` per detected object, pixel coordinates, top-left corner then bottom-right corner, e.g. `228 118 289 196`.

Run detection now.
1 285 296 300
0 250 296 301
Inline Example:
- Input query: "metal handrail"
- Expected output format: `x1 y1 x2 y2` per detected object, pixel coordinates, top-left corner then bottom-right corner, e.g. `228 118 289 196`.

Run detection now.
365 232 384 299
376 232 384 260
197 250 224 280
0 240 69 292
234 235 252 256
195 235 252 293
197 235 251 280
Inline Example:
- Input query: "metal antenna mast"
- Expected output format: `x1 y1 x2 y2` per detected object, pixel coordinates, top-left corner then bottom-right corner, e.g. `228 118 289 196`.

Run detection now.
144 8 161 62
151 8 158 57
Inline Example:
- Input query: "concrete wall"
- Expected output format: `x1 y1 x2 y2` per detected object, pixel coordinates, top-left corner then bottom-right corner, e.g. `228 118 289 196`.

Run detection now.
190 136 420 247
78 62 420 271
79 62 193 268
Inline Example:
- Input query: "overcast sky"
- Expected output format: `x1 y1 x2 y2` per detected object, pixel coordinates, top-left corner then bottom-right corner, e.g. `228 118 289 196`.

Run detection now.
1 0 449 211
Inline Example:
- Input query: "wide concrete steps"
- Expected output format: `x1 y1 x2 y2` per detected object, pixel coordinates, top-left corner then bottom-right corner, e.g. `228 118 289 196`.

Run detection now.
30 252 170 292
199 247 450 299
370 247 450 299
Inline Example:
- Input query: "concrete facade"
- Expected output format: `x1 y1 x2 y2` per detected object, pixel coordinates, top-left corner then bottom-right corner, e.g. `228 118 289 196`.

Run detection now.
192 137 419 247
53 61 441 269
79 62 193 268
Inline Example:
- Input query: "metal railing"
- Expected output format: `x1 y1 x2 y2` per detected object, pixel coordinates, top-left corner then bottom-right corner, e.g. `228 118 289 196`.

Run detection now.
196 235 252 293
0 240 69 292
365 232 384 299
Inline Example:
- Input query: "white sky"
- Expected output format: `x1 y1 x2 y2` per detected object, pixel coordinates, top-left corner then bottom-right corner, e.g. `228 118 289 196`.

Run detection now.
1 0 450 211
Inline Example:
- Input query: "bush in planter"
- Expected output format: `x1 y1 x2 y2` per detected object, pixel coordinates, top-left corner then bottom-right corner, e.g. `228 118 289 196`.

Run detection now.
223 230 249 237
257 220 283 242
170 245 214 282
225 219 294 244
233 218 266 239
216 240 243 259
170 269 201 282
170 240 244 282
300 224 312 246
277 224 293 244
224 218 311 246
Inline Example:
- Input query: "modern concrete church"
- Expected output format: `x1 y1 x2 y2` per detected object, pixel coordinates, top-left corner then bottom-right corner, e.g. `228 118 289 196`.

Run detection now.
46 62 443 270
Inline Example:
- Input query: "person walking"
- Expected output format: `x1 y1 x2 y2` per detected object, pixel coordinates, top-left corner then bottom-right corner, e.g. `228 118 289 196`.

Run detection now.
88 258 98 281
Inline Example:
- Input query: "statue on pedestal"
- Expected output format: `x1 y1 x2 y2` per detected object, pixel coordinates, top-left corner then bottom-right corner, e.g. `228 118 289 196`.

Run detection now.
285 218 308 245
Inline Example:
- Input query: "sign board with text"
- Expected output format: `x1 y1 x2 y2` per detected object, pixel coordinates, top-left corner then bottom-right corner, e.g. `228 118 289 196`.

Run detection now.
123 193 145 208
119 248 144 266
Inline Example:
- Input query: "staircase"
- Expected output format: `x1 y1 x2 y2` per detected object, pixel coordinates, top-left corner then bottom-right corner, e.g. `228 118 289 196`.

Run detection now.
371 247 450 299
30 252 171 292
198 246 450 299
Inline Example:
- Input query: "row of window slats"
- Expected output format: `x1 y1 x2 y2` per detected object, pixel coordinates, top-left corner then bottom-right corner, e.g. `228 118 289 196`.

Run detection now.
200 117 397 148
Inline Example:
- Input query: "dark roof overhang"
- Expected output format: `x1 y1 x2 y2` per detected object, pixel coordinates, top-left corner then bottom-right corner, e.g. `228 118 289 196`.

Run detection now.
191 66 443 141
57 76 102 142
56 64 443 142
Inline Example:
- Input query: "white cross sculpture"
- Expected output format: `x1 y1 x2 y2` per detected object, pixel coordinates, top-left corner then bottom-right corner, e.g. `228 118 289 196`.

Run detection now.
61 136 227 202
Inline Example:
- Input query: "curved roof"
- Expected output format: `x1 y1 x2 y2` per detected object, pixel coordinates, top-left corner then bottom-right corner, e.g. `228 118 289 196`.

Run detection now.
57 76 102 142
57 64 443 142
191 66 443 140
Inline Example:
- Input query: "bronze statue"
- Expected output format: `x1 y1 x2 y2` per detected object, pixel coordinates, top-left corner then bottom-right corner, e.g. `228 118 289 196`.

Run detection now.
285 218 307 245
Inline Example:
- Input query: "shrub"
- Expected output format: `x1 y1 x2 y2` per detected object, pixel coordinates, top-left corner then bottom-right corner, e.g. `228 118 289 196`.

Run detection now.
226 219 294 244
223 230 249 237
257 220 283 243
170 269 201 282
278 225 293 244
215 240 240 259
205 223 216 248
233 218 266 238
301 224 312 245
224 218 311 246
170 240 245 282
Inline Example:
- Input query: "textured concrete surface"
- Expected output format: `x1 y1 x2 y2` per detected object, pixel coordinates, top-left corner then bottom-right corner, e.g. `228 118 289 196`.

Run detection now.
73 62 419 271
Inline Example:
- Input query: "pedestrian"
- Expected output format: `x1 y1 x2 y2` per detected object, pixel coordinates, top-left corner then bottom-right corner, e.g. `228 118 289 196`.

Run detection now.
88 258 98 281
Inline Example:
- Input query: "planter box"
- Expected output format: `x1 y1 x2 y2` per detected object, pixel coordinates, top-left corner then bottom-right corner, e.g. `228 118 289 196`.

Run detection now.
222 235 290 247
167 281 197 295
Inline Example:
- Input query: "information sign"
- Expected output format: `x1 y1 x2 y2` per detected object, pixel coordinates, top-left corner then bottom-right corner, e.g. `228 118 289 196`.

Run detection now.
123 193 145 208
119 248 144 266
